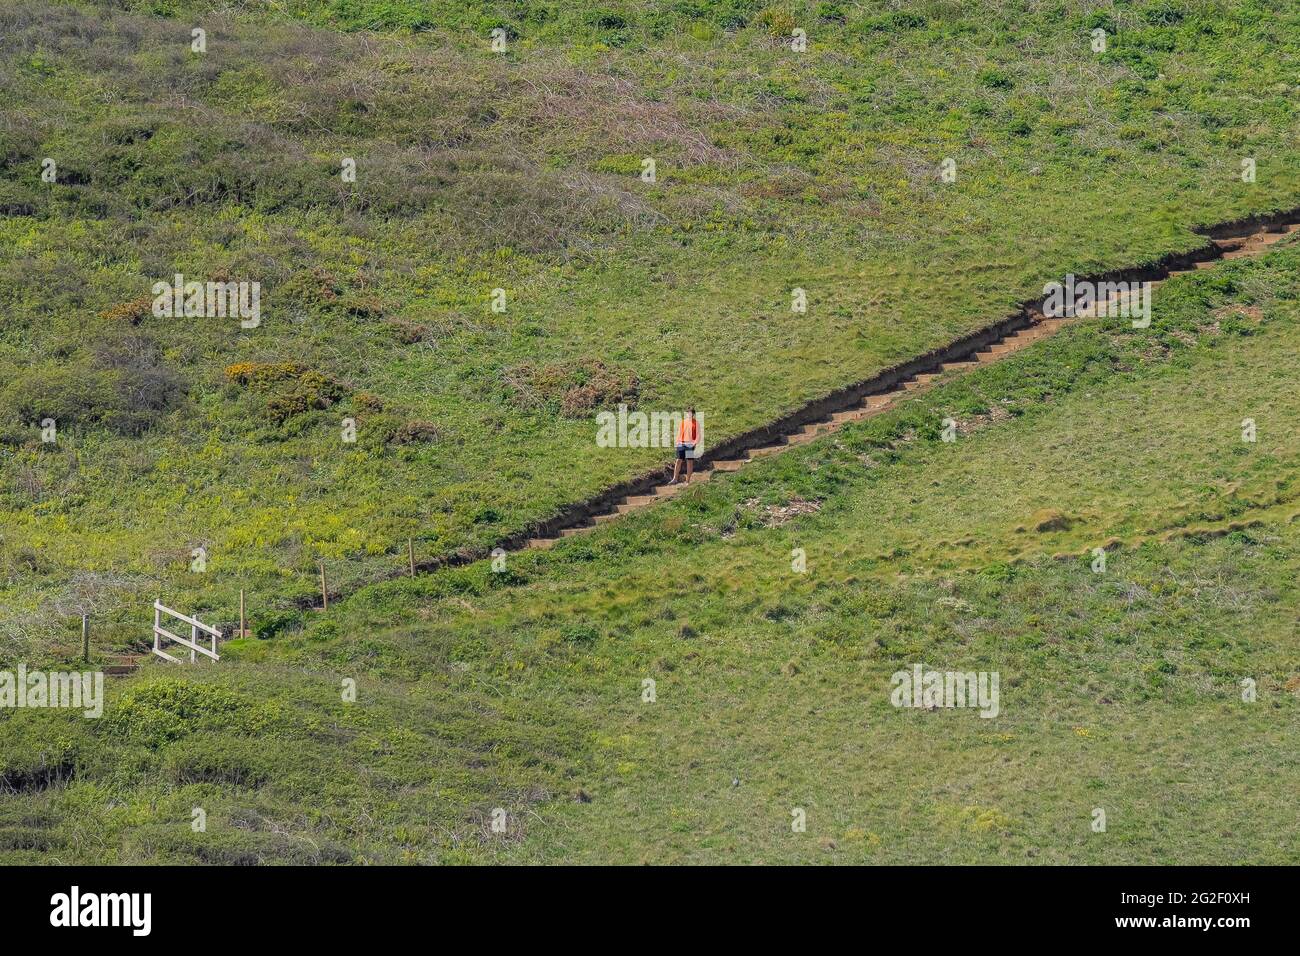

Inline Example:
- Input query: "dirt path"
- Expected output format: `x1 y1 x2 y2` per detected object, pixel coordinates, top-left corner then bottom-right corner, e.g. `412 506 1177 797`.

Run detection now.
523 222 1299 550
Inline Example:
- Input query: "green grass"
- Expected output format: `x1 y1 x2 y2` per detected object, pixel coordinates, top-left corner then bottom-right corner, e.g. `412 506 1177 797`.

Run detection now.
4 0 1300 655
2 239 1296 864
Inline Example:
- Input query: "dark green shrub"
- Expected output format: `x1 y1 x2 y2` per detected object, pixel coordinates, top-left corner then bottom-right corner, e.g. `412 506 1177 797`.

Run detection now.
100 679 279 748
561 621 600 645
255 609 303 640
164 736 271 787
860 11 928 33
978 68 1014 90
1 326 184 435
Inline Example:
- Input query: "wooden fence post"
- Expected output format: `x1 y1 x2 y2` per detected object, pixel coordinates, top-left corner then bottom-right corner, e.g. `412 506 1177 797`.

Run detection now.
81 614 89 663
408 537 416 577
320 562 329 611
239 588 247 638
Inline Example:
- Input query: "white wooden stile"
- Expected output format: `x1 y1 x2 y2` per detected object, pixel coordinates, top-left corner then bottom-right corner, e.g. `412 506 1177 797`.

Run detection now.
152 600 221 663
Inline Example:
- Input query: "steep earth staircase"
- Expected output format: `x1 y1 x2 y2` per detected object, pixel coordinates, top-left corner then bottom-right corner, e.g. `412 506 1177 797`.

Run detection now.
523 223 1299 550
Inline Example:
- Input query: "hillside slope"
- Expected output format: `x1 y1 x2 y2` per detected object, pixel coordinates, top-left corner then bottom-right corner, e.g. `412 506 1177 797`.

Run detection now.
2 237 1296 864
3 0 1300 656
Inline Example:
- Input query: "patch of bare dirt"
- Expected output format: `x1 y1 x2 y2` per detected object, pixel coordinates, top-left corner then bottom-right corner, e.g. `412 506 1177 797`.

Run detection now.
1212 304 1263 326
743 496 822 527
953 402 1012 436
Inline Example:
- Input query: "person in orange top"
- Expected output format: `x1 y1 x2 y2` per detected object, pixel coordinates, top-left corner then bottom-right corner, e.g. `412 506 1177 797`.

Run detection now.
670 407 699 485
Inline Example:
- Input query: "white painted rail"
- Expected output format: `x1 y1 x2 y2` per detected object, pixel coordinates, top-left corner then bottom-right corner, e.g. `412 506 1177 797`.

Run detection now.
152 600 221 663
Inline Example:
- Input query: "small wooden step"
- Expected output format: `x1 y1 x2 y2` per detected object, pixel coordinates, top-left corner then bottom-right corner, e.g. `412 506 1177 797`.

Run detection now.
830 408 866 423
527 537 558 550
748 444 788 458
1223 231 1286 256
593 512 619 524
558 525 590 538
650 483 688 496
712 459 746 472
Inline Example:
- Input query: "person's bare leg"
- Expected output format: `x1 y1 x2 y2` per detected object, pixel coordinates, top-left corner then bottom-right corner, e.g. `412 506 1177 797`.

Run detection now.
671 459 682 484
685 458 694 483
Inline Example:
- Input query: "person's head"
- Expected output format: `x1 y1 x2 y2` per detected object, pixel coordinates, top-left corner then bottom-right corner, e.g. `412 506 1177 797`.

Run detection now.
687 407 696 419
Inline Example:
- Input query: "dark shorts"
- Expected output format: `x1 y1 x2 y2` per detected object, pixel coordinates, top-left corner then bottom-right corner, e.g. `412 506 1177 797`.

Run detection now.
675 443 695 460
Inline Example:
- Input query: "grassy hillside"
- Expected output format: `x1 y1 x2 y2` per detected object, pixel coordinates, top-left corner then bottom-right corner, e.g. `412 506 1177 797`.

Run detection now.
3 0 1300 658
2 236 1296 864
